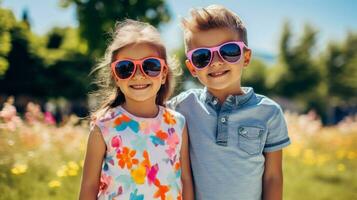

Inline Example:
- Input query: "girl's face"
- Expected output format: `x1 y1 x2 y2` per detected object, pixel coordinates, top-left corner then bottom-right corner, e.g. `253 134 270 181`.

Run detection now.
113 43 167 105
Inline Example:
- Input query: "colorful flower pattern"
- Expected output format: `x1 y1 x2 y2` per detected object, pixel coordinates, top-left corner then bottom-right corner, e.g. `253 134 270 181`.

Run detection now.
94 106 185 200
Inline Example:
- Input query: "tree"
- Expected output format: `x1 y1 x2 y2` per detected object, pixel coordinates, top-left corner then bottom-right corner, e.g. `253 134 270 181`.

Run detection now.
0 7 92 100
273 22 321 98
241 59 268 94
324 32 357 104
60 0 171 57
171 45 200 95
0 7 16 77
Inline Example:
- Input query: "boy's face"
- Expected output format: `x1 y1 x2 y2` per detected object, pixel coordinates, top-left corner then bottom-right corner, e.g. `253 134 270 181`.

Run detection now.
185 28 251 95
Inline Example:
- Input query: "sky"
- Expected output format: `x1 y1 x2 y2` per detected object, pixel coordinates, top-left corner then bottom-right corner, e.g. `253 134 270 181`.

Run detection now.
2 0 357 57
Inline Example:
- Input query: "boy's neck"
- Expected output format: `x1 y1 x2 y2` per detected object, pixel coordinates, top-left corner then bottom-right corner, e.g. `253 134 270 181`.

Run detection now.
122 99 159 118
207 86 245 104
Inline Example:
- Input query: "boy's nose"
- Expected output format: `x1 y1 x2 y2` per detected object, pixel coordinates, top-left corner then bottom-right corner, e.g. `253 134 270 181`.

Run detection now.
210 51 224 66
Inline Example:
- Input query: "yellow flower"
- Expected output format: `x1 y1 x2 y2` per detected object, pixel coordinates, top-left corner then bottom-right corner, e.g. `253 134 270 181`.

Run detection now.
68 161 79 171
303 149 315 165
56 165 68 177
67 169 78 176
131 165 146 184
286 143 302 158
336 150 346 160
337 164 346 172
11 164 27 175
316 154 330 166
48 180 61 188
347 151 356 160
56 169 66 177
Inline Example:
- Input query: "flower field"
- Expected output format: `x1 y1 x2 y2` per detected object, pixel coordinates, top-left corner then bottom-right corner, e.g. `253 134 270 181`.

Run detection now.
1 99 356 200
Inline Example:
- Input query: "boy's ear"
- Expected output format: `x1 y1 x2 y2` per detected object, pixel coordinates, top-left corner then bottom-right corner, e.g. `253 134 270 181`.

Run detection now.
185 60 197 77
243 49 252 67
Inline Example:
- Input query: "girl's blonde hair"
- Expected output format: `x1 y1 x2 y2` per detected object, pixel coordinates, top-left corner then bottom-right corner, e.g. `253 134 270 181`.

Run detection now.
89 19 181 119
181 4 248 51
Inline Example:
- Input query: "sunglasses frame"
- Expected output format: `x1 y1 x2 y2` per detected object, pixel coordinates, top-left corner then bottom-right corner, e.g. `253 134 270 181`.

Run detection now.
111 57 166 80
186 41 250 70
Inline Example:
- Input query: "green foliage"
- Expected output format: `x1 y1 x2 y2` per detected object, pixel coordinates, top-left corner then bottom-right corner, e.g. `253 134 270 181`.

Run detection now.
60 0 171 57
171 45 200 95
0 7 92 100
242 58 268 94
273 22 321 98
0 7 16 77
323 33 357 104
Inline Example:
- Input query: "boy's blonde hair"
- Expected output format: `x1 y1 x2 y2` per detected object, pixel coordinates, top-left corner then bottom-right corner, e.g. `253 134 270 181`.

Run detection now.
181 5 248 51
90 19 181 119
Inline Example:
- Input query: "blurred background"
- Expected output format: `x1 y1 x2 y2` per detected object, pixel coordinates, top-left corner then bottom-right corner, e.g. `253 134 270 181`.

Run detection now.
0 0 356 199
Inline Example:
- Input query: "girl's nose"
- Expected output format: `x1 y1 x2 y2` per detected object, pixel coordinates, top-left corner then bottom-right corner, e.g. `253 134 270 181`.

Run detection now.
132 64 146 80
210 51 224 66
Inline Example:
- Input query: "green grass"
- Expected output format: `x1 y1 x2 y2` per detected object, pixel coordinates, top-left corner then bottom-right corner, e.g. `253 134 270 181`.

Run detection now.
284 157 357 200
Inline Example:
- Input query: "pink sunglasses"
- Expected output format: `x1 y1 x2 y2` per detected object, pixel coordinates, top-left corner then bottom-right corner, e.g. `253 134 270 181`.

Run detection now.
111 57 166 80
186 41 249 69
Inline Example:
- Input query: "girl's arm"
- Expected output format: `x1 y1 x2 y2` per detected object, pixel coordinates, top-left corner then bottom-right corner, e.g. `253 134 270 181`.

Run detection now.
262 150 283 200
180 125 194 200
79 126 106 200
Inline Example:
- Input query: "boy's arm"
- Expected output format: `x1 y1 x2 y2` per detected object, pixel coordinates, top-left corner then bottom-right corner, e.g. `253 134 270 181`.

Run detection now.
180 125 194 200
79 126 106 200
262 150 283 200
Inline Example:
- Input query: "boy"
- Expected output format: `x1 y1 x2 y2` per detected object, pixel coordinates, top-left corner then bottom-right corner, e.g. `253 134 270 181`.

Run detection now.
167 5 291 200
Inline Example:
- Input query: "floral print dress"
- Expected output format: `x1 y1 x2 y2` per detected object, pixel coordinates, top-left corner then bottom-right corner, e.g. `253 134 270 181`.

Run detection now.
92 105 185 200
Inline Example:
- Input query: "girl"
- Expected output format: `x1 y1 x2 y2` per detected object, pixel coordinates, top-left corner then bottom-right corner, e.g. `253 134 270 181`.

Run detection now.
79 19 194 200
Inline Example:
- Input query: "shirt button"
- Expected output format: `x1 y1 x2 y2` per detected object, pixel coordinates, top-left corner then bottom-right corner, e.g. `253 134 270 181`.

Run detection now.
212 99 218 105
221 117 226 123
239 127 247 135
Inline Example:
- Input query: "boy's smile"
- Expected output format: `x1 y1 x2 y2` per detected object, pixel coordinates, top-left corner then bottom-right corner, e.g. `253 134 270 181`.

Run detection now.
186 27 251 102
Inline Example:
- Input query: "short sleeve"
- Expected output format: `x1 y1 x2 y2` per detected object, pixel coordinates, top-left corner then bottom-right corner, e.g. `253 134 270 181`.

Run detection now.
89 116 110 146
263 106 291 152
166 97 176 110
166 89 201 111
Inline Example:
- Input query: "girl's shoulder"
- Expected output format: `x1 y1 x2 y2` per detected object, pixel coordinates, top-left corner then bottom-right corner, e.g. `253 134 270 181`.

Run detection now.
161 106 186 128
162 106 184 118
90 106 121 127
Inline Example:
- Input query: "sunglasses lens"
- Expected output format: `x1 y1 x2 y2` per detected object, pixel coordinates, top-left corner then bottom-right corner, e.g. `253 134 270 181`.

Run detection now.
220 43 242 62
115 60 135 79
142 58 162 77
191 49 211 68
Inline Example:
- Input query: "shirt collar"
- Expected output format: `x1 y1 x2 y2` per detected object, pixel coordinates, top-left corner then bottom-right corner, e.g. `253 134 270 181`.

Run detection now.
202 87 255 108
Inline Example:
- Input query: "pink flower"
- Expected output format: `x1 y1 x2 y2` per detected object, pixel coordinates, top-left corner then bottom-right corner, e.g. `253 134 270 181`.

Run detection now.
25 102 43 125
0 97 22 131
98 173 113 195
111 135 122 149
44 112 56 125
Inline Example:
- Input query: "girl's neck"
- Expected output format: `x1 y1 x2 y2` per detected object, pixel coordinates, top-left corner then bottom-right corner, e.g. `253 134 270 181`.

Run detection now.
121 99 159 118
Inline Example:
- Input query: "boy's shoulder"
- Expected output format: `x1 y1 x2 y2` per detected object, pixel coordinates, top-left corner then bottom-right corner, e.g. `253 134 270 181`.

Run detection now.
250 93 285 119
166 88 204 109
255 93 282 109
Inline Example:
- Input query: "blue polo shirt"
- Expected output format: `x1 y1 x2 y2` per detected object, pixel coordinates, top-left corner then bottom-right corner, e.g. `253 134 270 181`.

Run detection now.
167 87 291 200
